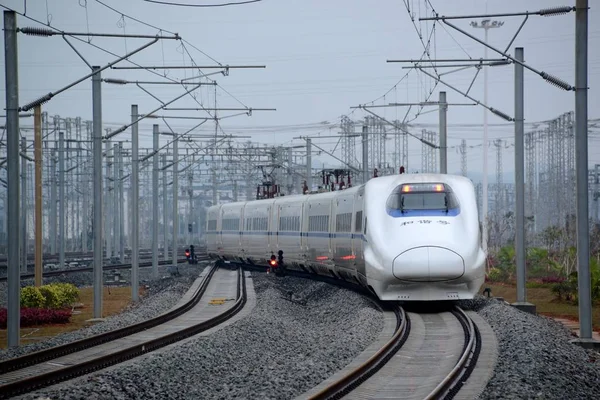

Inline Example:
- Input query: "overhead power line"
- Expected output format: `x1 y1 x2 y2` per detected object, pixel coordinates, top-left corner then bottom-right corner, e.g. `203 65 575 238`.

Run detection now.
142 0 262 7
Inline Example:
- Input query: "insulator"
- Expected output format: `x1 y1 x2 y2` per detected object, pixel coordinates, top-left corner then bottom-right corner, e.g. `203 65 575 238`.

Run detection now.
539 6 574 16
490 108 513 122
489 60 511 67
541 72 574 91
19 27 55 36
103 78 127 85
20 93 53 112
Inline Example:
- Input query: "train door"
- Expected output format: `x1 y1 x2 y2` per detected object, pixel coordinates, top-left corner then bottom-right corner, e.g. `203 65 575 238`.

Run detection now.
241 205 249 255
217 207 223 252
267 204 275 256
238 206 244 250
276 204 282 249
353 187 365 276
333 195 353 267
301 199 309 259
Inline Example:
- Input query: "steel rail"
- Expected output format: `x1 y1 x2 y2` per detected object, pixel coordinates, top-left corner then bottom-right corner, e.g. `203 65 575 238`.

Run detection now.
424 306 482 400
0 263 246 399
307 304 410 400
0 248 205 266
0 262 218 374
0 256 209 282
0 248 171 262
236 261 482 399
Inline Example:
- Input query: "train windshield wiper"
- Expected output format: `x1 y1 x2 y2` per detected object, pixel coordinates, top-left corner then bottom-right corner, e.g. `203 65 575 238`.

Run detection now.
444 196 449 213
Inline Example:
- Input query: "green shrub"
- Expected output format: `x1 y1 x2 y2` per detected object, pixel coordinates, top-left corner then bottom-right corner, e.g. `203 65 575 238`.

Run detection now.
20 286 45 308
39 285 63 308
43 283 79 308
551 281 575 301
20 283 80 309
487 267 509 283
56 283 79 305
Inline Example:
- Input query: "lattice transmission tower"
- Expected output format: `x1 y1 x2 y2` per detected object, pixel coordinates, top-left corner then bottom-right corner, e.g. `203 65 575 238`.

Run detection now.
460 139 467 177
340 115 356 169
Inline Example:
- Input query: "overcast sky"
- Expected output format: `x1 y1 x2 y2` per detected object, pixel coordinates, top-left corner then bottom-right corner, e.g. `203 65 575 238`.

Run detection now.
1 0 599 179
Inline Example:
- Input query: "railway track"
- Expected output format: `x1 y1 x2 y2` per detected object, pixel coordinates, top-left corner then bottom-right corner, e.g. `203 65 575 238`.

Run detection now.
0 262 246 399
305 305 481 400
0 256 210 282
307 304 410 399
0 248 206 269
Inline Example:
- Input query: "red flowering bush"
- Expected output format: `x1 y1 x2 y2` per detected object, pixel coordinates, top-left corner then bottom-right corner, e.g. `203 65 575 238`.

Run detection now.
0 307 72 329
541 276 566 284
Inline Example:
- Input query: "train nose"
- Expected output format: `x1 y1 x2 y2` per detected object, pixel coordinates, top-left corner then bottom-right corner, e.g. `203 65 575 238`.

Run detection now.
392 246 465 282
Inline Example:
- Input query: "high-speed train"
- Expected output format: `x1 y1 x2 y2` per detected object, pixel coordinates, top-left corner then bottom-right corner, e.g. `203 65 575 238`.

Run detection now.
205 173 486 301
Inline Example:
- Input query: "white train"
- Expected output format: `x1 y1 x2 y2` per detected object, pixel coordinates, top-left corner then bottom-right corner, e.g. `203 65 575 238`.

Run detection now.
205 173 486 301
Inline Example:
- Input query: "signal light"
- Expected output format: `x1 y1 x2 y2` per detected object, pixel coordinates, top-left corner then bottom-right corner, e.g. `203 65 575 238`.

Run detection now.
270 254 277 267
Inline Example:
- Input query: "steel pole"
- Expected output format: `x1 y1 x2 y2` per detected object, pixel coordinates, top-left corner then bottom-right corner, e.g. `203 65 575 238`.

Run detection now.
4 10 21 347
592 164 600 226
287 147 293 194
173 137 179 266
514 47 527 304
58 131 65 269
21 137 27 272
104 140 112 259
50 150 57 254
306 138 312 191
131 105 139 301
34 106 43 286
152 124 159 278
76 121 82 252
82 124 89 253
574 0 593 343
482 27 489 254
113 143 119 259
362 127 369 183
439 91 448 174
92 66 103 318
188 170 193 244
119 142 125 263
162 154 168 261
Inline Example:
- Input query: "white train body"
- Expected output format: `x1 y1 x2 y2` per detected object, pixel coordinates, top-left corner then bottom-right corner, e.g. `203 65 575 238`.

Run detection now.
206 173 486 301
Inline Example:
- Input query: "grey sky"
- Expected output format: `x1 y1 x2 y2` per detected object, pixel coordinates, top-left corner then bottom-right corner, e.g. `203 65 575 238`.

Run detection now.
1 0 599 178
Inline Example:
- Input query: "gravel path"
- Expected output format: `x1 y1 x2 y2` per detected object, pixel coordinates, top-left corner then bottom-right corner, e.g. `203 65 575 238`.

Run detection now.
459 296 600 400
0 262 206 361
20 272 384 400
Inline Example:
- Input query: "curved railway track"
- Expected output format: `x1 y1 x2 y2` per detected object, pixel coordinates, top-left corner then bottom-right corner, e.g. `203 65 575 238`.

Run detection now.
306 305 481 400
213 262 486 399
424 307 481 400
307 304 410 399
0 262 246 399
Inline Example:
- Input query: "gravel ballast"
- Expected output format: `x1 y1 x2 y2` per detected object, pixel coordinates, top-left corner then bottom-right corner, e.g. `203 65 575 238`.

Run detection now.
459 296 600 400
20 271 385 400
0 263 205 361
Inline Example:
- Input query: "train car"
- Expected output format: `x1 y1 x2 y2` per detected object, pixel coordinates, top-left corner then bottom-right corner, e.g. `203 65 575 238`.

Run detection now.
206 173 486 301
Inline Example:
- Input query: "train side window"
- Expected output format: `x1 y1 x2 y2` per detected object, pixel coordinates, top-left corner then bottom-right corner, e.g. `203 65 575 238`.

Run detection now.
364 217 367 235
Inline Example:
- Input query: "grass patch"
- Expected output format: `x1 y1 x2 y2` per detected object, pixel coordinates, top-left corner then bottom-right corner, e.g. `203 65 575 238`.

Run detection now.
0 286 145 349
482 283 600 332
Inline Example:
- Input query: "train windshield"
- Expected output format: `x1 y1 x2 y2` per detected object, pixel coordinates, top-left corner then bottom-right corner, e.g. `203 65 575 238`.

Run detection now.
386 183 459 214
